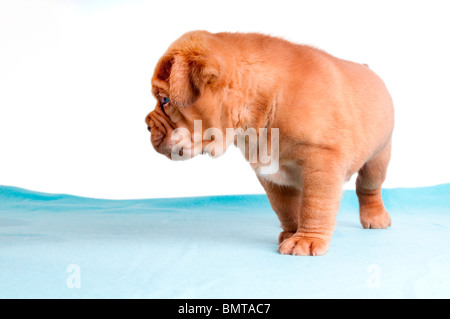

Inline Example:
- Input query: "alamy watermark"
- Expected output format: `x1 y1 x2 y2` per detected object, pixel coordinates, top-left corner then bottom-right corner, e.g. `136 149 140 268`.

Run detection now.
66 264 81 289
366 264 381 289
169 120 280 174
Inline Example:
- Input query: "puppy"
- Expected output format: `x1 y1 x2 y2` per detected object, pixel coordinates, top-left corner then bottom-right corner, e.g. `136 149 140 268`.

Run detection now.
146 31 394 256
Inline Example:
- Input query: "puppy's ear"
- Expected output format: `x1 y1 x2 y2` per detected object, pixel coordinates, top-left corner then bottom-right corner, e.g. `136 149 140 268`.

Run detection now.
169 54 220 107
190 55 220 87
169 55 198 107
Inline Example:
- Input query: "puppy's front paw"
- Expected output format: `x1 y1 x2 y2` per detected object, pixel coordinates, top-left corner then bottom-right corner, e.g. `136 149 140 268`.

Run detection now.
278 230 295 244
360 209 391 229
278 234 329 256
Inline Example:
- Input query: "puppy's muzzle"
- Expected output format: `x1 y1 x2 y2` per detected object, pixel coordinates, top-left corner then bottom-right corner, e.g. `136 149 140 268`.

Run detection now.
145 109 176 157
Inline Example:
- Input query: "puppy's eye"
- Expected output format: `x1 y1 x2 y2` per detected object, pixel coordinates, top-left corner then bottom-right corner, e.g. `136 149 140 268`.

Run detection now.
161 97 170 106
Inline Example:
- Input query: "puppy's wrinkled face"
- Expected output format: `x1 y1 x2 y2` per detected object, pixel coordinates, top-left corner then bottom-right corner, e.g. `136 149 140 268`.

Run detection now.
145 44 230 160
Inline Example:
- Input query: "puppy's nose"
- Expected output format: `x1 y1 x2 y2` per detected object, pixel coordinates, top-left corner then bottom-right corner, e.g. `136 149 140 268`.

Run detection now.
145 113 153 132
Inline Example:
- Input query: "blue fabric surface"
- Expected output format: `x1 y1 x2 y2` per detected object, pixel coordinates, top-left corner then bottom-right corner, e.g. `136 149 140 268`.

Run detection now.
0 184 449 298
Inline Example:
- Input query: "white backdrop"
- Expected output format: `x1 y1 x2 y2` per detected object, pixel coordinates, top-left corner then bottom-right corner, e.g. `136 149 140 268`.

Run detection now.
1 0 449 199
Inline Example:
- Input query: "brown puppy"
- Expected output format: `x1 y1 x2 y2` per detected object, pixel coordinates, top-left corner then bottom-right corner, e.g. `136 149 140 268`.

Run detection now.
146 31 394 256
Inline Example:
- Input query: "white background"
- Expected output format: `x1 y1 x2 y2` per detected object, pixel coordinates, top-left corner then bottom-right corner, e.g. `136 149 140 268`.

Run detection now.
0 0 449 199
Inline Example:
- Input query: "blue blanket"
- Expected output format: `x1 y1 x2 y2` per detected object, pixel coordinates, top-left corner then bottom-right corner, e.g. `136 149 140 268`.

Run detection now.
1 184 449 298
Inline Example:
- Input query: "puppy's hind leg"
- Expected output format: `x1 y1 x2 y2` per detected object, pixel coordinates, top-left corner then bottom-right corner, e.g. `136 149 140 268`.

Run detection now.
258 178 301 244
356 140 392 229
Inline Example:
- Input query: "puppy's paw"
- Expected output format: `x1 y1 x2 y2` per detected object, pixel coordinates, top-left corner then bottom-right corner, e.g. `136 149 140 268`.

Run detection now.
278 230 295 244
360 209 391 229
278 234 329 256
